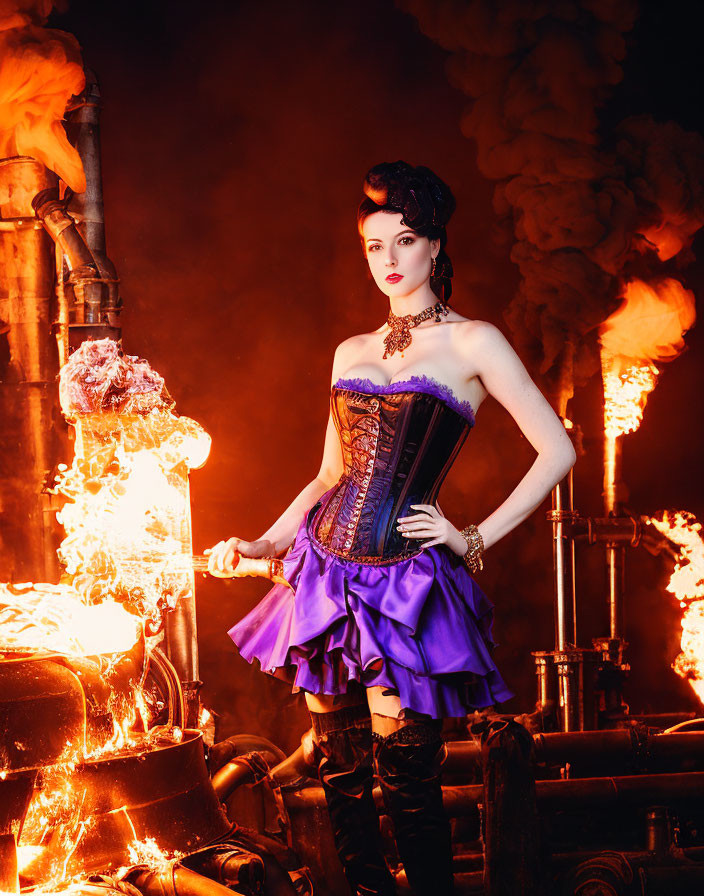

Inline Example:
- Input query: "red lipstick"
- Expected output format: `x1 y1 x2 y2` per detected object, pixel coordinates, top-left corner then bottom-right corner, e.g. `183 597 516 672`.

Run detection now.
385 274 403 283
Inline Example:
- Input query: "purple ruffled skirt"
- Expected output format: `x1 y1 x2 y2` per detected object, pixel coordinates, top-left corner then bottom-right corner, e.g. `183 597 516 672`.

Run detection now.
227 511 514 719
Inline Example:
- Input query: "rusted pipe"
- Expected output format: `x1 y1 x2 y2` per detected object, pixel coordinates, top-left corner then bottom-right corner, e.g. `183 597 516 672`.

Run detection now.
182 848 266 895
229 728 704 809
259 729 704 791
537 771 704 809
548 469 578 654
32 188 106 325
65 69 120 331
0 156 62 582
443 729 704 773
532 729 704 766
285 770 704 817
127 864 246 896
210 734 287 801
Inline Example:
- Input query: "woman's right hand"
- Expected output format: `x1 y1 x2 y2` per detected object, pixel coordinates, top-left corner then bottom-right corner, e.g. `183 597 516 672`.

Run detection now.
206 537 275 577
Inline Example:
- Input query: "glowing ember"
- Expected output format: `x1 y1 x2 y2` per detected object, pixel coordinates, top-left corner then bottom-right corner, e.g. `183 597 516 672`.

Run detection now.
126 837 183 872
647 511 704 704
197 706 216 746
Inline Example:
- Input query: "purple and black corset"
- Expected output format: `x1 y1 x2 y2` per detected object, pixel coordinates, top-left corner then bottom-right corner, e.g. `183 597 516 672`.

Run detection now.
308 376 475 564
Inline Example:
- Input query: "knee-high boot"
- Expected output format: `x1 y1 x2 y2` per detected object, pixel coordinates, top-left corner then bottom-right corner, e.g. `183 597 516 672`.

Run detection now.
373 720 455 896
310 704 397 896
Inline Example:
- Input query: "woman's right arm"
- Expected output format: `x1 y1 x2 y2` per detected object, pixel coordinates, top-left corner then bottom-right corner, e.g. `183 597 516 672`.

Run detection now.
207 340 352 575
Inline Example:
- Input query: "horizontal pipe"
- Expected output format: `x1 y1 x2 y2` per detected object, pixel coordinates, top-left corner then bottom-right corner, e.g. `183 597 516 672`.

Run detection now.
129 864 247 896
538 771 704 808
534 730 704 764
285 771 704 816
629 713 698 726
443 730 704 773
549 846 704 868
402 846 704 878
260 728 704 796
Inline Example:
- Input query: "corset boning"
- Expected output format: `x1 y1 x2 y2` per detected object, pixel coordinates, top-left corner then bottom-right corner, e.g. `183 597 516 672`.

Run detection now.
309 386 472 563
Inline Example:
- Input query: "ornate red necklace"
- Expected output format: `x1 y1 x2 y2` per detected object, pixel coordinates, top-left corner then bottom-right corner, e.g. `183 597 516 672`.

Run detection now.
382 301 449 359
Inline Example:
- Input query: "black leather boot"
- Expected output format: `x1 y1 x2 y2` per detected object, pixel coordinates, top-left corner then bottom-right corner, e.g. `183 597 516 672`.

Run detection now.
373 720 455 896
310 704 397 896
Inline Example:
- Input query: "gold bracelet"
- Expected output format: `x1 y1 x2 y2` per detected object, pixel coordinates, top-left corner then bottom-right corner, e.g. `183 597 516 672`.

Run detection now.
459 524 484 574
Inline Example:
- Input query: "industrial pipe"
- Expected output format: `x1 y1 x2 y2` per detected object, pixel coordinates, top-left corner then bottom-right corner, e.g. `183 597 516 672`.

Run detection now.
570 852 633 896
548 466 578 653
210 734 287 801
65 69 120 340
127 864 247 896
284 770 704 816
258 728 704 790
183 843 299 896
0 156 62 582
32 188 107 328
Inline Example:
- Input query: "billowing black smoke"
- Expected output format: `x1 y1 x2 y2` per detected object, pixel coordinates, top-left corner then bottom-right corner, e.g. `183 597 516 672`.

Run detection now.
398 0 704 411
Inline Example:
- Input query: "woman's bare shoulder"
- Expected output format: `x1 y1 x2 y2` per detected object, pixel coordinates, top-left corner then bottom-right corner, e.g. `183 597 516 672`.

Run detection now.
334 331 377 357
454 318 508 343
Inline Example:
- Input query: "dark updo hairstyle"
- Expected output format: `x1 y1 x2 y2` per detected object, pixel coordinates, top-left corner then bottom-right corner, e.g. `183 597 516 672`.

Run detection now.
357 160 456 303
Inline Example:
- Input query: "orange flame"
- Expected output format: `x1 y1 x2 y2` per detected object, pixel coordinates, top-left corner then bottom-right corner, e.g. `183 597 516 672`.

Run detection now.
0 582 141 655
125 837 183 872
647 510 704 704
18 721 186 887
0 3 86 190
53 340 211 635
600 278 695 438
5 341 210 886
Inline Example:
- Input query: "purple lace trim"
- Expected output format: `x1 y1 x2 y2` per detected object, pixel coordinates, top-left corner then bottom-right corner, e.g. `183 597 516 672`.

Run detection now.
333 375 476 426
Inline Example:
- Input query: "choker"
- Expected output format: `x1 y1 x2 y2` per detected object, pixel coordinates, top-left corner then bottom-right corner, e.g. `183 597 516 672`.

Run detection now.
383 300 449 359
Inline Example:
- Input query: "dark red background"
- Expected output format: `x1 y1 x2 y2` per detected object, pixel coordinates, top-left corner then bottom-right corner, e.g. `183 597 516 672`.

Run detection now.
51 0 704 751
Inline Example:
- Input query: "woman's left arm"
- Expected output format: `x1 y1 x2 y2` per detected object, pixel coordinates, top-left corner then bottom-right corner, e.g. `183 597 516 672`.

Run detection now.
464 322 576 552
398 322 576 556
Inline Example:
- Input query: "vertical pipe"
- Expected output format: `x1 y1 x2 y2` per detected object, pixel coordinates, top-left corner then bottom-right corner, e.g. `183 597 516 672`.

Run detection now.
65 69 121 336
604 437 624 640
162 475 201 727
555 654 581 732
532 651 555 712
646 806 670 856
568 467 578 646
0 157 61 582
551 465 577 652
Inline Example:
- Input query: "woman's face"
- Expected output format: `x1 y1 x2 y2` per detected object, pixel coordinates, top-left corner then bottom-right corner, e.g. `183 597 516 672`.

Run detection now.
362 211 438 299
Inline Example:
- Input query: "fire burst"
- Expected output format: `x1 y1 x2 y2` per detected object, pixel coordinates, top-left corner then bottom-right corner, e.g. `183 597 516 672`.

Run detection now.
600 278 695 440
602 360 659 440
1 340 211 887
54 339 211 634
647 511 704 704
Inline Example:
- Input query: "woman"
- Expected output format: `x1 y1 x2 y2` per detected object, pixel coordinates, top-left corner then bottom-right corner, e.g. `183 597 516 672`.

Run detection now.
208 161 576 896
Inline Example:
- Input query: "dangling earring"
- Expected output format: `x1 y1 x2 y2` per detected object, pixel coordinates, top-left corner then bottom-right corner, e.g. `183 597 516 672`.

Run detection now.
430 256 437 277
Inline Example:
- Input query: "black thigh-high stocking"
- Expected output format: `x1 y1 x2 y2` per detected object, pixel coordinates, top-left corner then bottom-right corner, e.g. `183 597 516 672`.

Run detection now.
372 718 455 896
310 703 397 896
